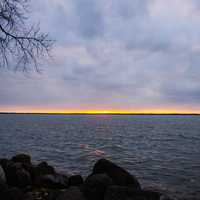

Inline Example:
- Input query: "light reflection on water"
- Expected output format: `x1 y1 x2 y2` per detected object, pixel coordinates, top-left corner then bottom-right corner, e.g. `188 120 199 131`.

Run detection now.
0 114 200 199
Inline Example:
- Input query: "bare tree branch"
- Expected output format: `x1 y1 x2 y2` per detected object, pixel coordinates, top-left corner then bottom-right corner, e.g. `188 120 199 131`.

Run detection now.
0 0 54 72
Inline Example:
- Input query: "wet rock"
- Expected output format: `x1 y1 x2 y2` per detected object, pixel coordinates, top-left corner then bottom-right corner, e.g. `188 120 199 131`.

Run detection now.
93 159 141 189
35 173 68 189
5 162 32 187
104 185 162 200
83 173 113 200
69 175 83 187
11 154 31 165
0 165 6 182
56 186 86 200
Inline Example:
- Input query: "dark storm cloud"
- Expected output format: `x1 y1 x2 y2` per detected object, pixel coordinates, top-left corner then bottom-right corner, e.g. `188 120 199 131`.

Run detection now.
1 0 200 112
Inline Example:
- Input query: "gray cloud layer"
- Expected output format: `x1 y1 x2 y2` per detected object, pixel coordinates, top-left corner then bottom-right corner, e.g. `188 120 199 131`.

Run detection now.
1 0 200 112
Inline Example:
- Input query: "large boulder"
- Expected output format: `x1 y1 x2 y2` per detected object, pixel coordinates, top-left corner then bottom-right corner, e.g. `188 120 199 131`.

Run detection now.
11 154 31 165
104 185 161 200
0 165 6 183
93 159 141 189
69 175 83 187
56 186 86 200
35 173 68 189
83 173 113 200
4 162 32 188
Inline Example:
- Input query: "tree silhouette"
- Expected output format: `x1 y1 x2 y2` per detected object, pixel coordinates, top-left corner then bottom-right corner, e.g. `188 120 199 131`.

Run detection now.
0 0 53 72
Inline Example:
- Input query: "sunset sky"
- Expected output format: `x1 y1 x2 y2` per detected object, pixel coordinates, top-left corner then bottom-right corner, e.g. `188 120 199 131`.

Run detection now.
1 0 200 113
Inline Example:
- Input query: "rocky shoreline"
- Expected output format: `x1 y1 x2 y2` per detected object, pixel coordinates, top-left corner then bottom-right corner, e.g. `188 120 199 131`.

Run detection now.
0 154 175 200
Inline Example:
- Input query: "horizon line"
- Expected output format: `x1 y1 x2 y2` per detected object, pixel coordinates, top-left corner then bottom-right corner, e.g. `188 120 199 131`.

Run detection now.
0 111 200 115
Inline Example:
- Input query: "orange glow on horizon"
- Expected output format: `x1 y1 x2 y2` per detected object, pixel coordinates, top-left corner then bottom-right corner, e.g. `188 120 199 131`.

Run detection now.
0 107 200 114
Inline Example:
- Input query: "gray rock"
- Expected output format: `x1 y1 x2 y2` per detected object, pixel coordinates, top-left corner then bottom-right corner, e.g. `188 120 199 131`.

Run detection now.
56 186 86 200
0 165 6 183
83 173 113 200
93 159 141 189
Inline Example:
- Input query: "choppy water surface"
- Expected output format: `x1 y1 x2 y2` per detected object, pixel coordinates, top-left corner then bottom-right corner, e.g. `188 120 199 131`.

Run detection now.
0 114 200 199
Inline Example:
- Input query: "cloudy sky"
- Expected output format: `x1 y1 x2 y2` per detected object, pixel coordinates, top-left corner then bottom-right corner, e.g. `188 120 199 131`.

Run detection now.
1 0 200 113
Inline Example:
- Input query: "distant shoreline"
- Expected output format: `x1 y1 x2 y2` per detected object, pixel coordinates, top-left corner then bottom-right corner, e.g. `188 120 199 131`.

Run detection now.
0 112 200 115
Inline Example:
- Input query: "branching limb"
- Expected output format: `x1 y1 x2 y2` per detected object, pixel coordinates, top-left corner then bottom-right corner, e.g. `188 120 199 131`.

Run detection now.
0 0 54 72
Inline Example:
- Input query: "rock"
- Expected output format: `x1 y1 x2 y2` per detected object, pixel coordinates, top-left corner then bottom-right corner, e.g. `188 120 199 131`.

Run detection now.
34 161 55 178
0 178 8 197
4 162 32 188
93 159 141 189
104 185 162 200
11 154 31 165
83 173 113 200
23 189 57 200
35 173 68 189
143 188 175 200
6 187 24 200
0 165 6 183
23 192 40 200
20 161 55 186
69 175 83 187
0 158 10 170
56 186 86 200
22 163 36 180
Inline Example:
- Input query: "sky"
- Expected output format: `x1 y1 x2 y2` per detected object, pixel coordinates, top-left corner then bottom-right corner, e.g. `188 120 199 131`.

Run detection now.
1 0 200 113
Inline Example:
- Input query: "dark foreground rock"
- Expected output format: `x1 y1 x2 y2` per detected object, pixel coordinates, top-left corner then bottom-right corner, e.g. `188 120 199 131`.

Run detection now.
11 154 31 165
83 173 113 200
57 187 86 200
5 187 24 200
69 175 84 187
0 154 176 200
104 186 162 200
93 158 141 189
0 165 6 183
34 161 55 177
35 173 69 189
0 178 8 196
4 162 32 187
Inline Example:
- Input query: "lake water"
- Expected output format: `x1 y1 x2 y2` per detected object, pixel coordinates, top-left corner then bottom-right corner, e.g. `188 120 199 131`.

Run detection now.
0 114 200 199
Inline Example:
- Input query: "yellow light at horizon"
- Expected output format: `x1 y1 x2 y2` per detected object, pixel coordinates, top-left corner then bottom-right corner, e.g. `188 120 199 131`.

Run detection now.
0 107 200 114
58 109 199 114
